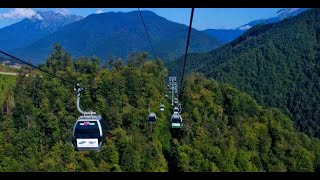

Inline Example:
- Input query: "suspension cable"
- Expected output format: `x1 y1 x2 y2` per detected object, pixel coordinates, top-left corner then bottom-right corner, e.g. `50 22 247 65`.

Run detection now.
138 8 157 58
179 8 195 101
0 50 76 86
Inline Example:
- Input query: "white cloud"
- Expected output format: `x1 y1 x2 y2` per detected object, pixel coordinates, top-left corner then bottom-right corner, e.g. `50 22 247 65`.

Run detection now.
278 8 300 14
238 25 252 30
96 9 104 14
288 8 300 13
55 8 70 16
0 8 42 20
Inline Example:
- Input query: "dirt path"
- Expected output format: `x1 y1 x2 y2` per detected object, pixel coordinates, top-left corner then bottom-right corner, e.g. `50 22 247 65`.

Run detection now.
0 71 18 76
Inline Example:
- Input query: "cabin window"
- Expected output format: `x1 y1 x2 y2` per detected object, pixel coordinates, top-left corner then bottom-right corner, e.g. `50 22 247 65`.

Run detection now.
75 121 100 138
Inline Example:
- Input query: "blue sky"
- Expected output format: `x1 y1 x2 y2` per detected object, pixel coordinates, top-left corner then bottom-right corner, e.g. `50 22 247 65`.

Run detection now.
0 8 283 30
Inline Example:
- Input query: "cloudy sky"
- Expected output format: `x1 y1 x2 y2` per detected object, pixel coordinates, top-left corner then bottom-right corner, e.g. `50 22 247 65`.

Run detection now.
0 8 283 30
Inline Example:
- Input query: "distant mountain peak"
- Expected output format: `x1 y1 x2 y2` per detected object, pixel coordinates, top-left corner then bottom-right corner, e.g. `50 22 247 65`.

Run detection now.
34 11 83 21
37 11 64 17
88 10 158 17
0 10 84 51
132 10 157 15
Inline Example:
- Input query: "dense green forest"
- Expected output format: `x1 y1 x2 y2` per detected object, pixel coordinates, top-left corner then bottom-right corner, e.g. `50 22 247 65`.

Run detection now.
0 45 320 171
168 8 320 138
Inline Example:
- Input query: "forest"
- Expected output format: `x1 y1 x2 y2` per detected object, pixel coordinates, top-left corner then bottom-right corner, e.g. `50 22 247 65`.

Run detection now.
167 8 320 138
0 45 320 172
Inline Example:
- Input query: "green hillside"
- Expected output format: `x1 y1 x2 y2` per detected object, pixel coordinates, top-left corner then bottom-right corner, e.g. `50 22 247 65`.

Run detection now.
168 8 320 138
0 46 319 172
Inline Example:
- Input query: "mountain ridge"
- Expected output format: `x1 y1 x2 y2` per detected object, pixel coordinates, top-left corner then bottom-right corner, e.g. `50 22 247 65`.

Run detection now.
0 11 83 51
9 10 222 64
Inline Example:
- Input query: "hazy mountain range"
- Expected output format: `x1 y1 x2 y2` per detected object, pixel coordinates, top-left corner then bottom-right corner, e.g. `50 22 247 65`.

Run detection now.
0 8 308 64
203 8 309 43
9 10 222 64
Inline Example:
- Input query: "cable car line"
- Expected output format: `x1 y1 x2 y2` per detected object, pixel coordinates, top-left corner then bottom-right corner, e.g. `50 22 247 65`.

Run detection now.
138 8 170 122
167 76 183 129
168 8 194 130
138 8 157 58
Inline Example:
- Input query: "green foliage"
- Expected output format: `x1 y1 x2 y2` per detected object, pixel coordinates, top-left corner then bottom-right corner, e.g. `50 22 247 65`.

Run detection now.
1 44 320 172
0 74 16 115
168 9 320 138
169 73 320 172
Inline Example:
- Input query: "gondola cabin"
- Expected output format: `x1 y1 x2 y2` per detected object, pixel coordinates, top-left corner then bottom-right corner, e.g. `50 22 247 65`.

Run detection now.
173 106 179 114
160 104 165 111
71 114 106 152
171 113 183 128
148 113 156 123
